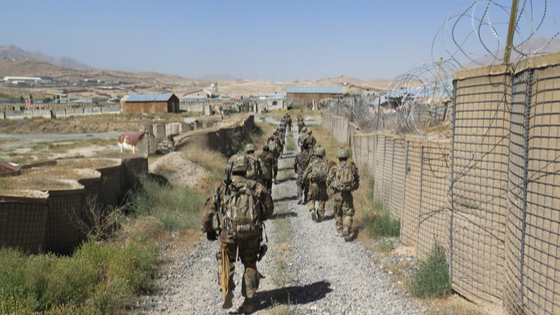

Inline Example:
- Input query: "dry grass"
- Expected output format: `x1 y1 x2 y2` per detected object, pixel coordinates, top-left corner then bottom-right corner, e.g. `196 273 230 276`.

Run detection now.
57 157 120 169
424 296 488 315
180 144 228 187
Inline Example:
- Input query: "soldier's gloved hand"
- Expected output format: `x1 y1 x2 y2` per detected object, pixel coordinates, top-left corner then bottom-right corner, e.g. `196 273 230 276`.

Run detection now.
207 231 218 241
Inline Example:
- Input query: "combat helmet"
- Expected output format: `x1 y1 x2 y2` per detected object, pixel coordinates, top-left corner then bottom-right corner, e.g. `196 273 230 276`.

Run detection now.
314 146 325 157
301 127 308 133
337 148 350 159
228 153 248 173
245 143 257 153
263 144 269 151
307 129 312 135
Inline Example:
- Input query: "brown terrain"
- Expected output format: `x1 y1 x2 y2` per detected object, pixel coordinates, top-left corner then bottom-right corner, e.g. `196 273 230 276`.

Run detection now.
0 57 391 101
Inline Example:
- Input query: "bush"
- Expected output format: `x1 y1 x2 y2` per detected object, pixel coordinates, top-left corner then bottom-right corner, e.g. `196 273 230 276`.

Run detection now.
361 200 401 238
0 238 158 314
408 241 451 298
129 176 206 231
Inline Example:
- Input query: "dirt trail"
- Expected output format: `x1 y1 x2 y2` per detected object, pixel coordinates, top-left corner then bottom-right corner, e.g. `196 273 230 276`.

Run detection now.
130 119 425 314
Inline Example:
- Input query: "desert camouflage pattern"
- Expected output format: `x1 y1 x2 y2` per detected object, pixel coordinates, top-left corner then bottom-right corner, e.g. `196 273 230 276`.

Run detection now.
294 149 312 199
201 175 273 300
302 158 329 218
259 150 277 192
327 161 360 232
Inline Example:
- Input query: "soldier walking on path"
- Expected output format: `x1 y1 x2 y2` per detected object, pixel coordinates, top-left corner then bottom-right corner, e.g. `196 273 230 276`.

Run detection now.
327 148 360 242
245 144 266 186
294 143 312 204
286 114 292 132
259 144 277 192
301 146 329 222
201 154 274 313
273 128 285 159
303 129 317 154
297 116 305 134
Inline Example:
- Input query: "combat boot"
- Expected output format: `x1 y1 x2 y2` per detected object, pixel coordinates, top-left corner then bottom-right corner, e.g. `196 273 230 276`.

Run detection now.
242 297 254 314
316 214 322 223
311 210 317 221
222 290 234 309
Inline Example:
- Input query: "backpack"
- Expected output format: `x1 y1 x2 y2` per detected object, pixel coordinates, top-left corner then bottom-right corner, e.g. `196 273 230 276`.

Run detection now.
310 160 329 183
336 163 355 192
268 141 280 158
221 182 261 240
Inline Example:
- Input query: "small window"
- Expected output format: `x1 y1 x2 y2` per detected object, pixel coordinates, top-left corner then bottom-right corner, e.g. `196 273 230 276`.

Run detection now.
273 101 277 106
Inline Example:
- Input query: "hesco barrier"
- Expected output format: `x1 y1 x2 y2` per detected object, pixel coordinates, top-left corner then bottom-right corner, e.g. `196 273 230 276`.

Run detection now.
6 179 86 255
173 115 255 155
0 191 49 254
322 50 560 314
122 154 149 193
57 158 123 208
451 64 511 305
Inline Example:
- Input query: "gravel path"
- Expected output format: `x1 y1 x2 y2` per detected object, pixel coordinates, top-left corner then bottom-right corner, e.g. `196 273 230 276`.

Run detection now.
130 123 426 315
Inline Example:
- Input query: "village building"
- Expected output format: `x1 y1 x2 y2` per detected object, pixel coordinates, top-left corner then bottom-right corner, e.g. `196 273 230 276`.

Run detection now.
121 93 179 113
286 86 343 108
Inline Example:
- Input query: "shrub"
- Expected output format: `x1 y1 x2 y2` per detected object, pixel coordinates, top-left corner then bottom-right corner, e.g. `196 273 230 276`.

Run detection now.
409 241 451 298
129 176 206 232
361 200 401 238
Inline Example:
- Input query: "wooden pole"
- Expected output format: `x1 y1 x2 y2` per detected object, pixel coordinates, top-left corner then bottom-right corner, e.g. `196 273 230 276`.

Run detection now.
503 0 520 64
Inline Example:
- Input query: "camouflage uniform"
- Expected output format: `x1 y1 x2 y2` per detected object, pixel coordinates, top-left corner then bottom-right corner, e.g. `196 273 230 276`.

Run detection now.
245 144 266 185
326 149 360 236
294 145 312 203
303 130 317 154
201 155 274 311
273 130 284 159
297 119 305 133
286 115 292 132
259 146 277 192
302 148 329 221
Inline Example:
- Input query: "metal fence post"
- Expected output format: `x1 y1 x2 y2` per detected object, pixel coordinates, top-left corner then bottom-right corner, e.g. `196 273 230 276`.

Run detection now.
401 141 409 232
519 68 533 313
449 80 457 284
417 145 425 254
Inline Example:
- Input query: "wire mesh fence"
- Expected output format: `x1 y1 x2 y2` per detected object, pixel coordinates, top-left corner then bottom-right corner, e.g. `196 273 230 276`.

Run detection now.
321 50 560 314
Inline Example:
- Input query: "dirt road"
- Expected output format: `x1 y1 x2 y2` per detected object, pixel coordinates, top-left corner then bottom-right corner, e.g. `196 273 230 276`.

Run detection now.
131 126 425 314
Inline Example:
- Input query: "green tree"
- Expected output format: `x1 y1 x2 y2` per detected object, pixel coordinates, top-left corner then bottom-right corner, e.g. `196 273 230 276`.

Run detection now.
29 94 33 100
19 96 24 102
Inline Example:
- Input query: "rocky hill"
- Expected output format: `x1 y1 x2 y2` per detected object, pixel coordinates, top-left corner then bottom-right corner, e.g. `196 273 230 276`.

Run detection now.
0 45 89 69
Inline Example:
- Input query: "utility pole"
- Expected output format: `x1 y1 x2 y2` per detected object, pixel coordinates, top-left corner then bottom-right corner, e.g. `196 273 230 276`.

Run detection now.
503 0 520 64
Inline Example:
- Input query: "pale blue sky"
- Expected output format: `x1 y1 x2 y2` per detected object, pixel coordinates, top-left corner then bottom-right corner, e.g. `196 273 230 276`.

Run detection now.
3 0 559 81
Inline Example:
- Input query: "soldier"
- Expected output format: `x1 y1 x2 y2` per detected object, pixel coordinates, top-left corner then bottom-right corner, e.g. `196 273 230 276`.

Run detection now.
201 154 274 313
299 127 309 148
286 114 292 132
327 148 360 241
303 129 317 154
297 117 305 134
279 119 287 138
259 144 277 192
245 143 265 185
272 129 285 159
294 143 312 204
302 146 329 222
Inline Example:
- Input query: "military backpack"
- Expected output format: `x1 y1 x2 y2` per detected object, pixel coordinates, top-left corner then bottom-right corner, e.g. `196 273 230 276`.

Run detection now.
310 160 329 183
336 163 355 192
221 182 261 240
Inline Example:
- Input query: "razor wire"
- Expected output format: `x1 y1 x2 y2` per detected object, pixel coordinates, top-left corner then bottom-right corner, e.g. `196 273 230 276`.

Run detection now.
326 60 456 140
433 0 560 68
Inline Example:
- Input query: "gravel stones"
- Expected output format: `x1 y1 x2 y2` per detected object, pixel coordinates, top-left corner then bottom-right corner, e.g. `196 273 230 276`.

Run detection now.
130 118 426 314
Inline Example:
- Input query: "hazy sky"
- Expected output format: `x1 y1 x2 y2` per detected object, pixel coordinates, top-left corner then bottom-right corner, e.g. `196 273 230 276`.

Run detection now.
3 0 559 81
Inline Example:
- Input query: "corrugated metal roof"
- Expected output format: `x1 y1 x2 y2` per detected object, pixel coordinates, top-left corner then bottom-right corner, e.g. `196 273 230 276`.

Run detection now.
286 86 343 94
125 93 174 102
